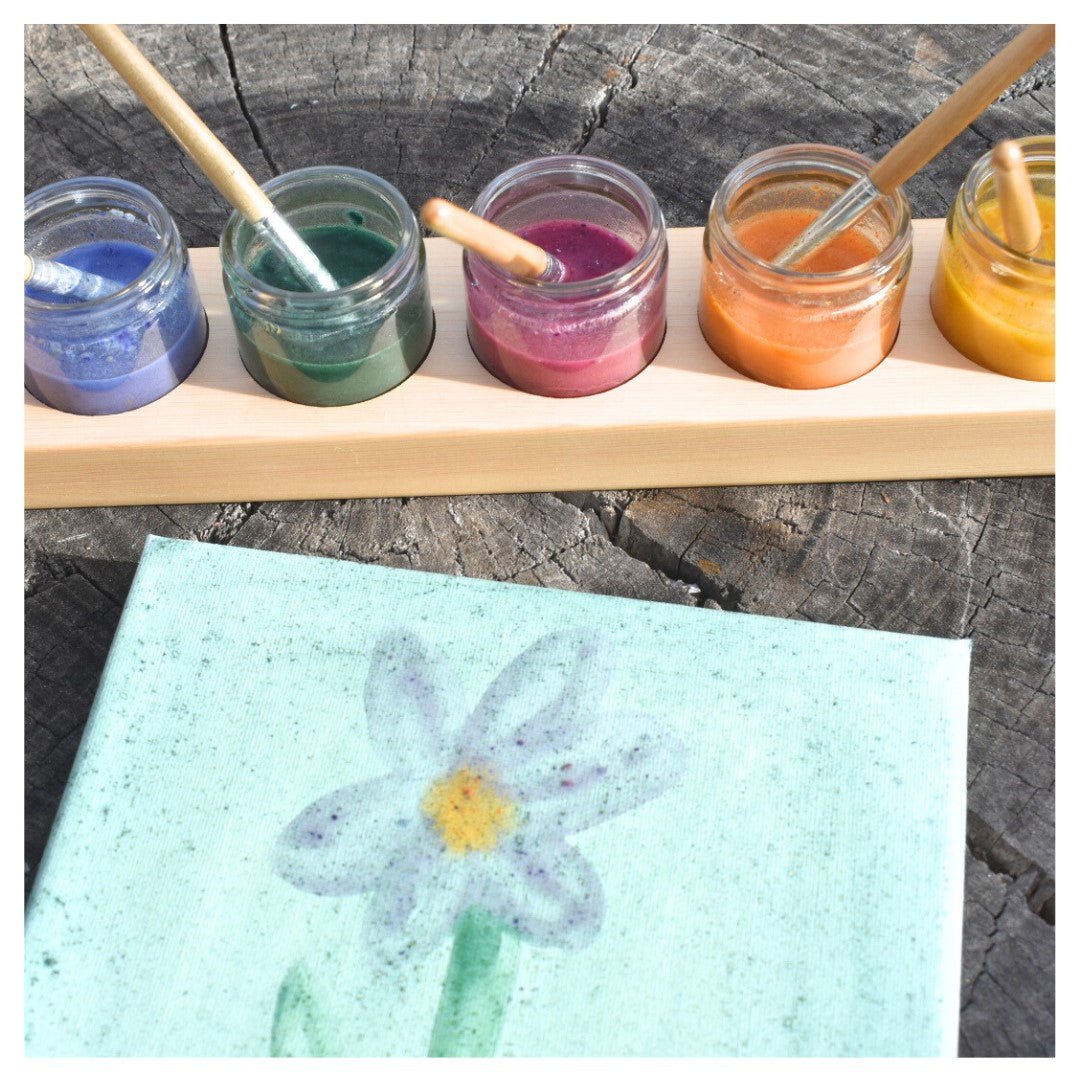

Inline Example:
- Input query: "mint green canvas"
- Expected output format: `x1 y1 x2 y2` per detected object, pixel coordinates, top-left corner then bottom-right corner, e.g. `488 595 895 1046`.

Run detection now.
25 535 970 1057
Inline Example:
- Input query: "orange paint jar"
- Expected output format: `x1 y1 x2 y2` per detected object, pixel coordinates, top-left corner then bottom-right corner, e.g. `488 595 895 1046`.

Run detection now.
698 145 912 389
930 136 1054 381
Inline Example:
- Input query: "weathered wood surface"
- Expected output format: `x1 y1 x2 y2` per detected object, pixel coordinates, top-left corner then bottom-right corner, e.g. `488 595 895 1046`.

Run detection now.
24 25 1054 1056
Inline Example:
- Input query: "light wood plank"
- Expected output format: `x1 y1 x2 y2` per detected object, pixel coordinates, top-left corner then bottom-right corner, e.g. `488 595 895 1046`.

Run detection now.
24 221 1054 508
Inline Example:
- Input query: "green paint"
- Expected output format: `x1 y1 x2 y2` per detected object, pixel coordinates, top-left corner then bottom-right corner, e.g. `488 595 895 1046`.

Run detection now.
428 907 521 1057
228 227 434 407
250 224 394 293
270 961 337 1057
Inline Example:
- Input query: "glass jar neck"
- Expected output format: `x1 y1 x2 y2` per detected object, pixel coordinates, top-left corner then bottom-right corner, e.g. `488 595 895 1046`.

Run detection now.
220 166 422 322
706 143 911 292
24 176 183 323
466 154 666 303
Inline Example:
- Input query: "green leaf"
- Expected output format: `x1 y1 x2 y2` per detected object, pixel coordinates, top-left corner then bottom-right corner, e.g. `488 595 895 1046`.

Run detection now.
270 961 338 1057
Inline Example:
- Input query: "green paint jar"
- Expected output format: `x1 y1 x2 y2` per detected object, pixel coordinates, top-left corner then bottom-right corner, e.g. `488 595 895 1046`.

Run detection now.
220 166 434 406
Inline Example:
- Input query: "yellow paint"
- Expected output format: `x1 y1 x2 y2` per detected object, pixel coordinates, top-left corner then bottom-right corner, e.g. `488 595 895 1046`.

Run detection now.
981 196 1056 261
930 193 1054 381
421 767 518 855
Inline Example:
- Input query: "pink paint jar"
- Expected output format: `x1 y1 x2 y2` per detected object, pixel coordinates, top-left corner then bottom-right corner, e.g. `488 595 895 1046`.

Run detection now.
464 156 667 397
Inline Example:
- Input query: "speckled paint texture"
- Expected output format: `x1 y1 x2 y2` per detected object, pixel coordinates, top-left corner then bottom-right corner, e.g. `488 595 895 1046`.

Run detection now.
25 535 970 1056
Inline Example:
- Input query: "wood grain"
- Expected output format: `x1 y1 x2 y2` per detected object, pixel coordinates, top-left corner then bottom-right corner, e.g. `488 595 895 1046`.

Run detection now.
24 223 1053 508
869 25 1054 193
78 23 276 224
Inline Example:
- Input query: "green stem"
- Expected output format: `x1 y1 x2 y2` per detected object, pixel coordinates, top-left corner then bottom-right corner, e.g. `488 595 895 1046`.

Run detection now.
427 906 521 1057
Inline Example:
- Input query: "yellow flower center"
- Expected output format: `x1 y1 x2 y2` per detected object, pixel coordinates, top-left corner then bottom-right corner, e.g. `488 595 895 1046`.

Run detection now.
421 766 518 855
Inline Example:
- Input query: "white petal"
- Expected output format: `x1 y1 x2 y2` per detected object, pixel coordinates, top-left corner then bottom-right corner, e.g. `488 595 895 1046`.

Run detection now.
363 846 476 963
475 839 605 950
459 630 614 770
515 716 688 837
364 629 466 775
273 777 424 896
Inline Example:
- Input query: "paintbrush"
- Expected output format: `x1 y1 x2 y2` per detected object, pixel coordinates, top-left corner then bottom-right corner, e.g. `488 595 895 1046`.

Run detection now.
990 139 1043 255
24 253 124 300
773 24 1055 269
79 24 339 292
420 199 568 282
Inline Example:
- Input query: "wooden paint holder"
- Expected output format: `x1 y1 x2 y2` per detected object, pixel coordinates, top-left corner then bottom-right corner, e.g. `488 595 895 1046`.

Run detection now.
24 223 1054 509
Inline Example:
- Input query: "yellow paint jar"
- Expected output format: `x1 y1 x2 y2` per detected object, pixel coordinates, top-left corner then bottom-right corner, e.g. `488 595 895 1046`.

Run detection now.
930 135 1054 381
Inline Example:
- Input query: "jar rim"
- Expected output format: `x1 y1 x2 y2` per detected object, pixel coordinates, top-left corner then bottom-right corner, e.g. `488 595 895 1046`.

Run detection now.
466 154 666 300
24 175 178 314
960 134 1055 268
220 165 420 307
708 143 912 285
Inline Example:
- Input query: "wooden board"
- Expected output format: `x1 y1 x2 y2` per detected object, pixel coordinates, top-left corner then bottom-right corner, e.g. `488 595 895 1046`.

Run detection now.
24 221 1054 509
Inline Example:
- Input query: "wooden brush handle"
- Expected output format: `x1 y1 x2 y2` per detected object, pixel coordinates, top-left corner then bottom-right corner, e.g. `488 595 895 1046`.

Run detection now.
870 24 1054 194
420 198 552 279
991 140 1043 253
79 24 274 224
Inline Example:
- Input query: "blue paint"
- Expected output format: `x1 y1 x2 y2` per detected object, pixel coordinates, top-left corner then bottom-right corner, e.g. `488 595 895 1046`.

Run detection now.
25 255 125 301
25 241 151 304
25 241 206 414
24 177 208 415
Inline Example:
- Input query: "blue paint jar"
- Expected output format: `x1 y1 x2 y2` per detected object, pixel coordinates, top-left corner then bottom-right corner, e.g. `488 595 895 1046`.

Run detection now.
24 177 208 415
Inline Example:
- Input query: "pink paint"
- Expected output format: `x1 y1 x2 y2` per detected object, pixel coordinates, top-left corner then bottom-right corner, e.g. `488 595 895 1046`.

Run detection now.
466 220 666 397
519 220 636 282
463 156 668 398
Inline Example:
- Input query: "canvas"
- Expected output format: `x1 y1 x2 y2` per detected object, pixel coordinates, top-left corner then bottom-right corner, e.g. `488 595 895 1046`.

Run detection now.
25 535 970 1056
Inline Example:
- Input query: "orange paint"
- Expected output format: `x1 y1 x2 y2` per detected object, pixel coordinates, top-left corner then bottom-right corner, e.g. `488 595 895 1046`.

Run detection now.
698 207 907 389
736 208 880 273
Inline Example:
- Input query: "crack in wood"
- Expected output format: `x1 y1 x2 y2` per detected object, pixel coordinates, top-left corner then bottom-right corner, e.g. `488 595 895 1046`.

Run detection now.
552 491 727 608
462 24 571 186
25 551 114 604
219 24 279 176
967 812 1054 924
961 885 1009 1011
570 26 657 155
192 502 261 545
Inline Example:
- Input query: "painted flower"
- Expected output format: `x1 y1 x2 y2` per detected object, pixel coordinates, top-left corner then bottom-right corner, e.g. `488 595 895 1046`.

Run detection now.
274 628 686 960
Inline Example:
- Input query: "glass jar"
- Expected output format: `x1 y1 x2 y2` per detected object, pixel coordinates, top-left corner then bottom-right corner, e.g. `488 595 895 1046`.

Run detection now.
220 166 434 407
929 135 1054 381
24 176 207 415
698 144 913 389
464 155 667 398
